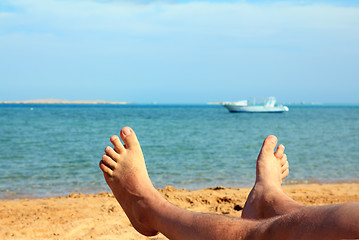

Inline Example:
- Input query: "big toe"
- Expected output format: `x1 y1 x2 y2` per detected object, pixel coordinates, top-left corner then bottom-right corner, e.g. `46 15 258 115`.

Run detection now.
120 126 141 150
260 135 278 154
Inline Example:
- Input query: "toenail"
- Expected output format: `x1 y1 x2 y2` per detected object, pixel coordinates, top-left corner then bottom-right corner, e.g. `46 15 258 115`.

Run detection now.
123 128 131 136
111 135 118 141
269 136 277 143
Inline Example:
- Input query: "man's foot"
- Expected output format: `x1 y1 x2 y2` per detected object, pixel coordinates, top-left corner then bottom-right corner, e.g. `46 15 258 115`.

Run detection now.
99 127 163 236
242 135 302 219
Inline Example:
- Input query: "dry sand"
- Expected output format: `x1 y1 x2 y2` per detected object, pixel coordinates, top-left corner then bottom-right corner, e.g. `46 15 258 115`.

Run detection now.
1 183 358 240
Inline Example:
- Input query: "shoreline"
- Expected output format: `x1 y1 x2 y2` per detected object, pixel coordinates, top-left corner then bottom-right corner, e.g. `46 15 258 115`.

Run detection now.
0 99 131 104
1 100 359 106
1 183 358 239
2 182 358 202
1 180 359 201
2 180 359 201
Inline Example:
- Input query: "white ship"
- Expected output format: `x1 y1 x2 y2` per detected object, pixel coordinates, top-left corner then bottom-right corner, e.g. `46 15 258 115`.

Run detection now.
222 97 289 113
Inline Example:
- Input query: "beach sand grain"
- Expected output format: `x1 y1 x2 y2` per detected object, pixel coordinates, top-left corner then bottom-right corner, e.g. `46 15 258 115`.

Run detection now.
1 183 358 240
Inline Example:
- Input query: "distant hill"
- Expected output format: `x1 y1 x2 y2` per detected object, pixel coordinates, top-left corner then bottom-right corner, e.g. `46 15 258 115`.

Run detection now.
0 99 131 104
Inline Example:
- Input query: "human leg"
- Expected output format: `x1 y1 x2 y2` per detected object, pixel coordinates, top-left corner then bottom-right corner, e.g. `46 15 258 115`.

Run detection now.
99 127 359 240
254 202 359 240
242 135 359 239
99 126 260 239
242 135 304 219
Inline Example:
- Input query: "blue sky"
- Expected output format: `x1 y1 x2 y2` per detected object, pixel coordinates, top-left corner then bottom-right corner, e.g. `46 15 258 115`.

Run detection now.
0 0 358 103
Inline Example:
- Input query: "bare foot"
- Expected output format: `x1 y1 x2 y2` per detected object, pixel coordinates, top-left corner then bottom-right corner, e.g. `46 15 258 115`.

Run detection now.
242 135 303 219
99 127 164 236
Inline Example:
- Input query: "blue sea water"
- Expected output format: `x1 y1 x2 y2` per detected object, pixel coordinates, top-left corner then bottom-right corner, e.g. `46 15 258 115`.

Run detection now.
0 104 358 199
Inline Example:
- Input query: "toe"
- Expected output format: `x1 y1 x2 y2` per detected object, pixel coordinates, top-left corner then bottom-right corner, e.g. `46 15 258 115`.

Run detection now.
120 126 141 151
280 153 287 166
99 160 113 176
102 154 117 169
111 135 125 153
105 146 119 160
275 144 285 158
261 135 278 153
281 168 289 180
281 160 289 173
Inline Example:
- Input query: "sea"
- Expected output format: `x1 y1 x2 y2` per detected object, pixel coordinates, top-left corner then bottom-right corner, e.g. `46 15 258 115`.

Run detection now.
0 104 358 199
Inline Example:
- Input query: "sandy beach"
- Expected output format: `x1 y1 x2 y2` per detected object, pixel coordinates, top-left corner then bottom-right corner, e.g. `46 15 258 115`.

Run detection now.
1 183 358 240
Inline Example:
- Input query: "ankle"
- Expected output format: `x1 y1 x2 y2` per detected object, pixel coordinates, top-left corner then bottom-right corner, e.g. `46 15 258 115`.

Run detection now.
137 190 170 231
149 194 182 234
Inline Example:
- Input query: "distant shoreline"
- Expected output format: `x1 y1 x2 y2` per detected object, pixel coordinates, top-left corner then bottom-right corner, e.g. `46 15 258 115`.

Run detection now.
0 99 132 104
1 100 358 106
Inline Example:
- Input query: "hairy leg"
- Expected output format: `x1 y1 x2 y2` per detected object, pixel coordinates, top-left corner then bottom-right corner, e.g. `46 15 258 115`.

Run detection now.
100 128 359 240
255 202 359 240
242 135 304 219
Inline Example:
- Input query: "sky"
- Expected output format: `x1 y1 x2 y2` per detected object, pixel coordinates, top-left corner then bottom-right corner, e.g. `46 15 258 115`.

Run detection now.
0 0 358 103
